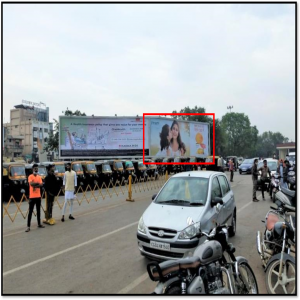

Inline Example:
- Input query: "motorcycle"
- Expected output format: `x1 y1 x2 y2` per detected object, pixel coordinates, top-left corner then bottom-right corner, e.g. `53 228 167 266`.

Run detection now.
270 173 280 201
257 211 295 294
147 205 258 295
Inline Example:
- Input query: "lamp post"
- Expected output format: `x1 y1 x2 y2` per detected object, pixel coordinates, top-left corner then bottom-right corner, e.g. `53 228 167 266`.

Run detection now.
227 106 233 154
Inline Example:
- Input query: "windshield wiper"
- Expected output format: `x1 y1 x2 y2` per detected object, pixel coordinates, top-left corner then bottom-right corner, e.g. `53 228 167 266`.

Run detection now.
190 202 204 206
159 199 190 204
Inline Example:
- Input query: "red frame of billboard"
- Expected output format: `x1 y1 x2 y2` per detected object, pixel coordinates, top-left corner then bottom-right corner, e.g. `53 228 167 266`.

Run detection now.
143 113 215 165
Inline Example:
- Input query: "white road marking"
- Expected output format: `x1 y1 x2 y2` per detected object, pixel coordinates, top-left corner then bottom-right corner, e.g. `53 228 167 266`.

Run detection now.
237 201 253 213
117 272 149 294
3 221 138 277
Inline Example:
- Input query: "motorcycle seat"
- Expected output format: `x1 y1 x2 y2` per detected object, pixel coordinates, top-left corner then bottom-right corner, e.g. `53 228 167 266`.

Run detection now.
281 186 295 198
266 213 279 231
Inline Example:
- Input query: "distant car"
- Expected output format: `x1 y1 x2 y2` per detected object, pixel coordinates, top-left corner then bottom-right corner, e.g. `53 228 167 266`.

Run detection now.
239 158 256 174
136 171 236 261
257 159 278 190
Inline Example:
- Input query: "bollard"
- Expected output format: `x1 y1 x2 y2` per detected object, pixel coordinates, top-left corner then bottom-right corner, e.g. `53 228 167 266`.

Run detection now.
126 175 135 202
165 170 168 181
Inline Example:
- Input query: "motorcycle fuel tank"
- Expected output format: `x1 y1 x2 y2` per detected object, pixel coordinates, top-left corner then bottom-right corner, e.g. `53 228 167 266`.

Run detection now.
194 240 223 265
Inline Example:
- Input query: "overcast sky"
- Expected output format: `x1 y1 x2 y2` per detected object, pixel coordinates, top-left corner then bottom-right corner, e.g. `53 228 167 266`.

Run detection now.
3 3 296 141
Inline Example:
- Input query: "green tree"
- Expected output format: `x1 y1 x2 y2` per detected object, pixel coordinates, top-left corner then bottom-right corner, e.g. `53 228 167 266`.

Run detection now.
256 131 289 158
44 108 86 153
220 112 258 157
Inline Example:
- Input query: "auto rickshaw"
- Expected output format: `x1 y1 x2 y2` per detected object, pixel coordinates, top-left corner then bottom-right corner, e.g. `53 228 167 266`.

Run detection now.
153 158 164 176
203 156 224 172
107 160 125 184
132 160 148 181
162 157 174 174
3 162 27 202
121 160 136 182
173 157 189 173
81 161 98 188
144 159 159 180
95 160 113 187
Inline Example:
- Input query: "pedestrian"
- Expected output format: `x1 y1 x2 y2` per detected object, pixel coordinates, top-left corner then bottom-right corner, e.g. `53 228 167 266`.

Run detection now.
258 159 271 200
217 155 223 172
277 159 288 189
25 164 45 232
229 159 234 182
252 159 259 202
44 164 59 223
61 163 77 222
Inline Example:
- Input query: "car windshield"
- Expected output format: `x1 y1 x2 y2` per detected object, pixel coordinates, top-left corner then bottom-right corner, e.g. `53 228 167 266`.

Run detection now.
10 166 26 176
174 158 180 162
163 158 168 162
115 162 123 169
155 177 209 206
138 162 145 168
38 167 47 175
55 164 65 173
87 163 96 171
242 159 253 164
258 161 277 171
72 164 83 171
102 164 111 172
190 158 196 162
125 161 134 168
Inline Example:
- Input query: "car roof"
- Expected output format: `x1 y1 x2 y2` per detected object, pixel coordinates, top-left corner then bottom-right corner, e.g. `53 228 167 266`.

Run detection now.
172 171 223 179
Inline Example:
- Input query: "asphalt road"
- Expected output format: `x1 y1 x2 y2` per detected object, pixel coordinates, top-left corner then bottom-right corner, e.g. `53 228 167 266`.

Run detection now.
3 171 282 294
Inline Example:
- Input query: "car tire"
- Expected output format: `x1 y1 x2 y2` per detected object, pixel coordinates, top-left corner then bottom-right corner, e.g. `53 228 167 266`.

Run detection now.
228 210 236 237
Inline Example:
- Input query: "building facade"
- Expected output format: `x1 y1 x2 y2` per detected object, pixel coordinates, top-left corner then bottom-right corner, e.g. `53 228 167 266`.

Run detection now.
4 102 53 162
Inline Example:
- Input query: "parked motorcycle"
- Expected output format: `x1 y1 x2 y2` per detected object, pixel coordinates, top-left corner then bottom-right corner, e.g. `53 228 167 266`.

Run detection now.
269 173 280 201
147 212 258 294
257 210 295 294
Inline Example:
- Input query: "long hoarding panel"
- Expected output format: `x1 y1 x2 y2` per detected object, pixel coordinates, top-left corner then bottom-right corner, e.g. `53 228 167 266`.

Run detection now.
59 116 149 158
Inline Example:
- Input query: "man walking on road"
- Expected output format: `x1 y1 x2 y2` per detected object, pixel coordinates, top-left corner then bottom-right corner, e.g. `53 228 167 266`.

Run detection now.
258 159 271 200
229 159 234 182
252 159 259 202
217 155 223 172
61 163 77 222
26 164 45 232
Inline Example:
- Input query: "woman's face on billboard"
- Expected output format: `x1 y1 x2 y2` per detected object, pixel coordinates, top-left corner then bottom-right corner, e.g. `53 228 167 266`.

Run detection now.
172 124 179 139
168 128 173 141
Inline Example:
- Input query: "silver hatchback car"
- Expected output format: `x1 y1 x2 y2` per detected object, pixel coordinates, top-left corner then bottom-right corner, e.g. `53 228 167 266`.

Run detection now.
137 171 236 260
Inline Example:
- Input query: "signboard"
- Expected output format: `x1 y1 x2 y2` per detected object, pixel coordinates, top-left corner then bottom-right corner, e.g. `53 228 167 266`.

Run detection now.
59 116 149 158
149 118 209 158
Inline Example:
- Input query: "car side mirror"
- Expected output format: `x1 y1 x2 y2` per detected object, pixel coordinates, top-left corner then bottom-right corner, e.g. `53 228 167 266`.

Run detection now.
152 194 157 201
211 196 223 207
215 203 222 214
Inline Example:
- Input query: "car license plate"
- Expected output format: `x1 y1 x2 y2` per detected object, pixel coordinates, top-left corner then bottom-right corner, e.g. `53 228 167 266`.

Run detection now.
150 241 171 251
242 169 246 171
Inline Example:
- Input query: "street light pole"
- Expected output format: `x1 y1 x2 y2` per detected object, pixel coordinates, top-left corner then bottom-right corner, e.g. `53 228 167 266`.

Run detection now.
227 106 233 154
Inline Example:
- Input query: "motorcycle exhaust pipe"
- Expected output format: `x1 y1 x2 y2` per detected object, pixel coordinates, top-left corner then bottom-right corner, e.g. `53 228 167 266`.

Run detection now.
256 231 262 255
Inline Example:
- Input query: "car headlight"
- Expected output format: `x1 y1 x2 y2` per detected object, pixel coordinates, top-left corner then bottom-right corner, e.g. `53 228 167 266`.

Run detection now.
178 222 200 240
138 216 147 234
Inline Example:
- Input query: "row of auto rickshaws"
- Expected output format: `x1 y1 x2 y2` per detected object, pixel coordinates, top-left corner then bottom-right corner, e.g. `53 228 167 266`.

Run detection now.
2 156 225 202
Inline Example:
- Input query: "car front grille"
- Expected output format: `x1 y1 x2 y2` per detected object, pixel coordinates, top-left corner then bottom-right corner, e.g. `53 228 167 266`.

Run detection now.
143 246 184 259
148 227 177 239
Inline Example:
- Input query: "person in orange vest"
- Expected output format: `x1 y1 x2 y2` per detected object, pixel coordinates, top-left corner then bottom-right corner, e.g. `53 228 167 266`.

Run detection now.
25 164 45 232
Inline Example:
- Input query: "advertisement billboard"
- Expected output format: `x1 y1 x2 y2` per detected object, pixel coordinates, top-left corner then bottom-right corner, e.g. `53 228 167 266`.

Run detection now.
59 116 149 158
149 117 210 158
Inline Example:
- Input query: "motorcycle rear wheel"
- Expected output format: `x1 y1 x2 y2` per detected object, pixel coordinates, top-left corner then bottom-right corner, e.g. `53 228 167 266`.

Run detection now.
166 285 181 294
